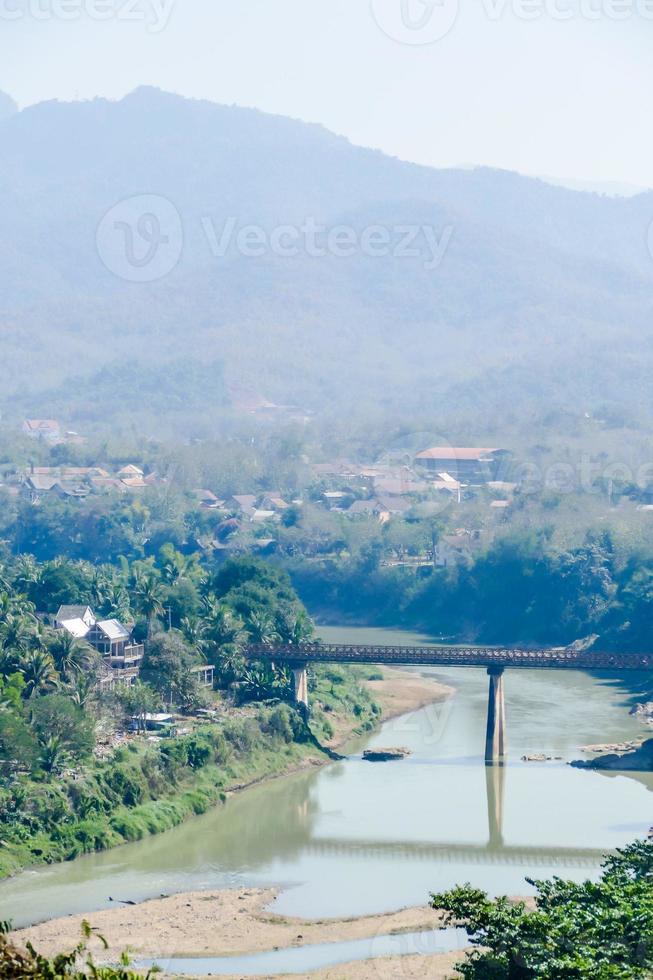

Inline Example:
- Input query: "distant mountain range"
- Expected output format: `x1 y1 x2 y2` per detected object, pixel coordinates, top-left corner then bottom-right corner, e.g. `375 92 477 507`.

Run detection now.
1 87 652 440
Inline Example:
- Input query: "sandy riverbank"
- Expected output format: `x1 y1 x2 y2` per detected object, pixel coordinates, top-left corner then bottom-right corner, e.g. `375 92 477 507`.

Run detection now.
10 669 458 977
365 668 454 724
12 887 466 978
324 667 455 748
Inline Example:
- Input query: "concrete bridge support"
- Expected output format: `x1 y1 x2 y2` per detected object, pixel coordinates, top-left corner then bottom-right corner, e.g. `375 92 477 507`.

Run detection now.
485 666 506 764
292 663 309 712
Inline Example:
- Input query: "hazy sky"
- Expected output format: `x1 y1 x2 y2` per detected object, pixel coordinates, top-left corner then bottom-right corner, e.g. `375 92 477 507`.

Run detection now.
2 0 651 187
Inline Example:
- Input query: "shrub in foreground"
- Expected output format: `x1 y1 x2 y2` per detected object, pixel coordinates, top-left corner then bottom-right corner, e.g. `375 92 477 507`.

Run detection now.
0 919 158 979
432 840 653 979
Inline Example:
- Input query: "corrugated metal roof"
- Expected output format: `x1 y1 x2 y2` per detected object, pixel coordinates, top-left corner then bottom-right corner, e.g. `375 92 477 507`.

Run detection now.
416 447 501 461
96 619 130 640
59 618 91 639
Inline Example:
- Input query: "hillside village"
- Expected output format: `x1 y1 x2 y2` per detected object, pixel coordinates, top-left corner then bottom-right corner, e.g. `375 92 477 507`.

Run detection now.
1 425 519 566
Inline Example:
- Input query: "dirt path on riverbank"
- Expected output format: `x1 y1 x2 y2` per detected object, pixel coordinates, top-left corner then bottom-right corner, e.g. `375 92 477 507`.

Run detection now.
12 887 466 978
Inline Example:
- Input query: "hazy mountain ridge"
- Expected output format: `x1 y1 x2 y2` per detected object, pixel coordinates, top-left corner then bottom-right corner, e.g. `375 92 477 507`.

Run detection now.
1 87 653 437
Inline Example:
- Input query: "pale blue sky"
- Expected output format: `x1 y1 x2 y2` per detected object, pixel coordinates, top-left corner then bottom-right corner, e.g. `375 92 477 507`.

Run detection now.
2 0 651 186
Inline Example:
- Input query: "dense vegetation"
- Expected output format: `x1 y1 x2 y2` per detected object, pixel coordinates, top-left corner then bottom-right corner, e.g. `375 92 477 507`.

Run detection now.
434 840 653 979
0 703 316 877
291 527 653 652
0 552 380 876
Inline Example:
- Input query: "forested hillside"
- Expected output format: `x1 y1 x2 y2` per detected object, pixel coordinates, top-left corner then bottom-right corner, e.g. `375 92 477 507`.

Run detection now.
1 87 653 440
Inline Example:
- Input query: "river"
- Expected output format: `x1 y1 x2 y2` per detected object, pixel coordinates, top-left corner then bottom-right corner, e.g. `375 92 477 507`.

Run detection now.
2 625 652 931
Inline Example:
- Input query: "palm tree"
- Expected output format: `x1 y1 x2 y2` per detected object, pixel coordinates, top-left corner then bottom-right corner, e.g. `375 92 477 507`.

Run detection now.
47 631 93 682
246 610 281 646
236 662 292 704
89 569 113 610
11 555 42 596
132 574 165 640
203 598 246 648
0 612 34 667
215 643 246 687
37 735 69 774
162 552 201 586
279 610 313 646
180 615 207 655
103 582 132 622
19 650 58 697
0 648 19 678
68 672 96 711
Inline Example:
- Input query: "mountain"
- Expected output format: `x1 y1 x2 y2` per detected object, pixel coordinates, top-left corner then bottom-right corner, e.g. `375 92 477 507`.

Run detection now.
0 91 17 122
1 86 653 440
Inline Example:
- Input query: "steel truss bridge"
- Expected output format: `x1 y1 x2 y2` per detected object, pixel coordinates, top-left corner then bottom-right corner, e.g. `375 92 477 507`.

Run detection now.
245 642 652 762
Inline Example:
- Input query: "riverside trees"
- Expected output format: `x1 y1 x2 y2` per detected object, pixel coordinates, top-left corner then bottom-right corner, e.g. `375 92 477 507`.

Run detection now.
0 552 315 778
432 840 653 979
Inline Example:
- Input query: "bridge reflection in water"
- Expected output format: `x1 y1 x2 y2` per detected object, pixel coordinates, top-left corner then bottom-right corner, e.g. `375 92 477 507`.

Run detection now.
306 765 608 872
246 642 653 763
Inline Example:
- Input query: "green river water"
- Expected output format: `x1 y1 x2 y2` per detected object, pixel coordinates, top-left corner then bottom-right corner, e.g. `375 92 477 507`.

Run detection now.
1 625 652 934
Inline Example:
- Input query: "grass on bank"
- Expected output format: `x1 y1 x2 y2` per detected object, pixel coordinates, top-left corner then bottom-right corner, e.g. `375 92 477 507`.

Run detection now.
0 665 381 879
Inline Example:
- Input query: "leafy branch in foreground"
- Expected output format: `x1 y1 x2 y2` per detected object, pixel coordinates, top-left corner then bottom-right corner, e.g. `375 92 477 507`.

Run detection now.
0 918 159 979
432 840 653 979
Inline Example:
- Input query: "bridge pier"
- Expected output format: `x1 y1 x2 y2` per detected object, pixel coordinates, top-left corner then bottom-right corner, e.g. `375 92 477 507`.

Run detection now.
485 666 506 763
292 663 309 712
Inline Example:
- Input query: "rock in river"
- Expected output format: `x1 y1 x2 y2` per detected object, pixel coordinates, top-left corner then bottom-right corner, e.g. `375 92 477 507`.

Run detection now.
362 747 411 762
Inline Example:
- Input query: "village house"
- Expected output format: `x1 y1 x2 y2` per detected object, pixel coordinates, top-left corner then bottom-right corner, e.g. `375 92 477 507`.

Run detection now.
54 605 96 630
191 663 215 687
20 463 160 500
375 494 414 518
347 499 380 517
117 464 144 479
117 464 158 490
194 489 225 510
22 419 62 442
54 605 144 686
225 494 258 519
259 493 289 512
322 490 354 510
251 509 277 524
414 447 509 484
22 473 89 502
372 477 429 496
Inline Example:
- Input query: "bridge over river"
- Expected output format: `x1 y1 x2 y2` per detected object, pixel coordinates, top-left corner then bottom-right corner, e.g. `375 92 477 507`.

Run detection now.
246 642 653 762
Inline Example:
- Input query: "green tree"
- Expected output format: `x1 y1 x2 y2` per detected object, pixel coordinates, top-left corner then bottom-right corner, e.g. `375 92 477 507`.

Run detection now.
47 631 96 682
432 840 653 978
132 574 165 640
29 694 95 761
0 709 37 775
117 680 161 732
140 631 200 708
18 650 58 698
36 734 70 775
